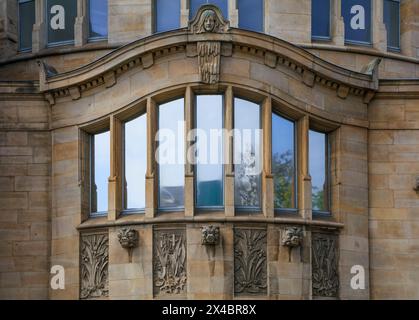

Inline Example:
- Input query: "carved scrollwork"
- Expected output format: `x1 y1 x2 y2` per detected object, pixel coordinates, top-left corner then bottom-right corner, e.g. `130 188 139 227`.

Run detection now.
312 232 339 298
80 232 109 299
234 228 267 296
201 225 220 245
153 229 187 296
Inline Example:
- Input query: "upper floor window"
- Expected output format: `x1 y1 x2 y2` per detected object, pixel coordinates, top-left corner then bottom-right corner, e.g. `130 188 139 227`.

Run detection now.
238 0 263 32
384 0 400 51
311 0 331 40
18 0 35 51
155 0 180 33
123 114 147 211
190 0 228 19
309 130 330 214
91 130 110 216
342 0 372 45
88 0 108 40
47 0 77 46
195 95 224 209
234 97 262 210
157 98 185 210
272 112 296 211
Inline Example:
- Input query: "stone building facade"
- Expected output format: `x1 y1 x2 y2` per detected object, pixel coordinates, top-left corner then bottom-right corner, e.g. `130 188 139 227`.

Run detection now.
0 0 418 300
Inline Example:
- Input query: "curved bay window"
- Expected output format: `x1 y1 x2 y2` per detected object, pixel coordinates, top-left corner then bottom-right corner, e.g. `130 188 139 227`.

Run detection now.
157 98 185 210
309 129 330 214
90 130 110 216
195 95 224 209
123 114 147 212
272 113 296 212
234 97 262 210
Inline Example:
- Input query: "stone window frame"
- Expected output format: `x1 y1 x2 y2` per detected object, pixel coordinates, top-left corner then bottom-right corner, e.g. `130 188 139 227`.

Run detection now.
383 0 400 52
78 85 338 223
18 0 36 52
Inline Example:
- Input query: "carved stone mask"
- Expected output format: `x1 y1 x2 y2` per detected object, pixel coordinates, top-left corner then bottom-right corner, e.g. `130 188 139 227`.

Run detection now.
281 226 303 247
201 225 220 245
203 10 216 32
117 228 138 249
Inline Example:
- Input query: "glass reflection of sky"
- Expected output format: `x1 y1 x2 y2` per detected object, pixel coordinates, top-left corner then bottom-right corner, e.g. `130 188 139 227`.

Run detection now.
94 131 110 213
156 0 180 32
309 130 326 210
190 0 228 19
89 0 108 38
125 114 147 209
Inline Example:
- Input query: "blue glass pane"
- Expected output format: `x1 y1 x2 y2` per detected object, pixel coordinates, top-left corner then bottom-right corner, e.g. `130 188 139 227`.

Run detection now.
89 0 108 38
156 0 180 33
312 0 330 39
19 0 35 50
47 0 77 44
309 130 328 212
341 0 371 44
190 0 228 19
234 98 261 209
238 0 263 32
124 114 147 210
158 99 185 209
196 95 223 207
272 113 295 209
384 0 400 49
92 131 110 214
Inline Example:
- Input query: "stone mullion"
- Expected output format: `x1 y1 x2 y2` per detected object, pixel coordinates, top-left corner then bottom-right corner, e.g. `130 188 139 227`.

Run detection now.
262 97 273 218
32 0 46 52
228 0 238 28
145 97 157 218
185 86 194 217
225 86 234 217
108 115 122 221
75 0 88 47
331 0 344 46
180 0 189 27
297 115 311 220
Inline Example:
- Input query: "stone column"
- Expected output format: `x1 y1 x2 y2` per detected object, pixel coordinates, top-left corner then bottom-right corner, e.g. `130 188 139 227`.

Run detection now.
32 0 46 52
224 86 234 217
0 0 18 58
108 115 122 221
180 0 189 27
297 115 311 220
145 97 157 218
401 0 419 58
184 86 194 217
372 0 387 51
331 0 345 46
228 0 238 27
75 0 88 47
262 97 274 218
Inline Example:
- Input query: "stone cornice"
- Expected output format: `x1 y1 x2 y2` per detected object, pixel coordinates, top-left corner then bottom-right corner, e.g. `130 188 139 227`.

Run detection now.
376 79 419 99
36 6 379 105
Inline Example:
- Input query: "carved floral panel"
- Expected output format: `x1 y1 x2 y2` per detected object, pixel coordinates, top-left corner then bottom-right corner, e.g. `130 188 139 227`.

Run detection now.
312 232 339 298
153 228 187 296
80 232 109 299
234 228 267 296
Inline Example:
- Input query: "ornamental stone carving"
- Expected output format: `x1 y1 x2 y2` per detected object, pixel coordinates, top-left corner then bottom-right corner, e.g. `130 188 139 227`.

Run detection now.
234 228 267 296
189 5 229 34
201 225 220 245
153 229 187 296
281 226 303 247
117 228 138 249
80 232 109 299
198 41 221 84
312 232 339 298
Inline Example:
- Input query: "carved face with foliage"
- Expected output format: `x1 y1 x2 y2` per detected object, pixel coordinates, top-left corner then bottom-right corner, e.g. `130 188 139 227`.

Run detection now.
201 225 220 245
117 228 138 249
281 227 303 247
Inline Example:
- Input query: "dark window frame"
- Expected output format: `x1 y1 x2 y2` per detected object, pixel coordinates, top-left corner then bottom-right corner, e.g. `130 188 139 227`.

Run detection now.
237 0 265 33
342 0 373 46
383 0 401 52
45 0 77 47
18 0 35 52
311 0 332 41
87 0 109 42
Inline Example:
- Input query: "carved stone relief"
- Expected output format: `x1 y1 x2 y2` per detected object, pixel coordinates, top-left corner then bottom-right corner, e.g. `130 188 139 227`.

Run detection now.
189 6 229 35
312 232 339 298
234 228 267 296
117 228 138 249
153 228 187 296
198 41 221 84
80 232 109 299
281 226 303 262
201 225 220 245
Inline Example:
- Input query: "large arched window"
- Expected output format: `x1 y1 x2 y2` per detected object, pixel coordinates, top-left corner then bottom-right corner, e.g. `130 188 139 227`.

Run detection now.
234 97 262 210
272 112 296 211
123 114 147 211
157 98 185 210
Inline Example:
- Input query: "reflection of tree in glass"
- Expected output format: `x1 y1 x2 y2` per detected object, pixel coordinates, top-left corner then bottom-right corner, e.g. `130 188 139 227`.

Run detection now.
312 187 325 211
272 150 294 209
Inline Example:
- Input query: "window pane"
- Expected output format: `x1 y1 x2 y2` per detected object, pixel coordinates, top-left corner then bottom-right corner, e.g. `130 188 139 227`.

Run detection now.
341 0 371 44
156 0 180 32
309 130 328 212
47 0 77 45
91 131 110 214
234 98 261 208
19 0 35 50
312 0 330 39
124 114 147 210
190 0 228 19
89 0 108 39
272 113 295 209
158 99 185 209
384 0 400 49
238 0 263 32
196 95 223 208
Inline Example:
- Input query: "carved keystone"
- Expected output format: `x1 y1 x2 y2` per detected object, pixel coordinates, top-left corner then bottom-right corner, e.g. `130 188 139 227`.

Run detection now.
201 225 220 245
